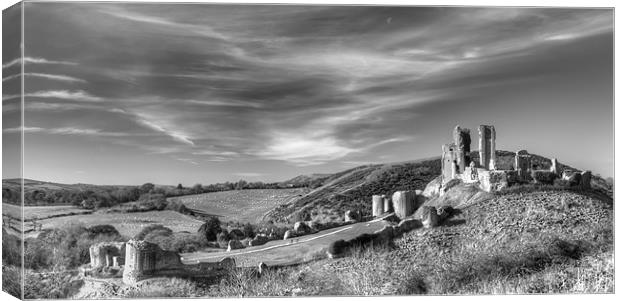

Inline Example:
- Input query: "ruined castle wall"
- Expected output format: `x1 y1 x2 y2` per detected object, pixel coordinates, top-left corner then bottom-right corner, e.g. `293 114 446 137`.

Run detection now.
493 154 514 170
453 126 472 172
372 195 384 217
441 143 456 183
122 240 235 285
478 125 496 170
392 191 415 219
89 242 125 268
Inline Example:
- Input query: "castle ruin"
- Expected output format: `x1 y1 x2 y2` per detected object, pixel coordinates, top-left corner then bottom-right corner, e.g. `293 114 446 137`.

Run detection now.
87 240 235 285
439 124 591 193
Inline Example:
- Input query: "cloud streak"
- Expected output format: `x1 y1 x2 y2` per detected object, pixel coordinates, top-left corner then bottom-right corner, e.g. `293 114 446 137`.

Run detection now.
2 56 77 69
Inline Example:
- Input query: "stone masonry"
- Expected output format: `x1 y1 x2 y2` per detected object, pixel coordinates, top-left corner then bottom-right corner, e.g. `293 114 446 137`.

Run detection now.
478 125 496 170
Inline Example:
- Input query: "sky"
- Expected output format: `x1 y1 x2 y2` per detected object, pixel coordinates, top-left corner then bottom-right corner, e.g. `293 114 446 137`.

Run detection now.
1 3 614 185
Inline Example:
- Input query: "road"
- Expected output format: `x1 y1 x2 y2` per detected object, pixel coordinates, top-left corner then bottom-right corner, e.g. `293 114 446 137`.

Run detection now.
181 218 392 267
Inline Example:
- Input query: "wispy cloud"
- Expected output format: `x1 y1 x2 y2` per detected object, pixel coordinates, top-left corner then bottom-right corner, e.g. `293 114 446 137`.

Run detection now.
174 157 199 165
25 90 101 102
3 126 145 137
186 99 263 108
100 8 229 41
134 113 195 146
2 56 77 69
3 72 86 83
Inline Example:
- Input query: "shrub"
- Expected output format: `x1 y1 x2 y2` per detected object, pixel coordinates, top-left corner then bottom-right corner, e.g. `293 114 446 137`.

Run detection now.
198 217 222 241
217 230 231 248
166 199 190 214
328 240 349 257
242 223 255 238
87 225 120 238
229 229 245 240
137 193 168 211
135 224 173 240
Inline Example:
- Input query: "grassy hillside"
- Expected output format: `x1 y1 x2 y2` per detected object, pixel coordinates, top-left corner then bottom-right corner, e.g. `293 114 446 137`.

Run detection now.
264 158 442 224
168 188 308 223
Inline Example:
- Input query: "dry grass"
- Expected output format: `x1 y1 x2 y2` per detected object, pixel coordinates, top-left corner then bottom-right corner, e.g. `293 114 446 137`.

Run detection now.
121 277 204 298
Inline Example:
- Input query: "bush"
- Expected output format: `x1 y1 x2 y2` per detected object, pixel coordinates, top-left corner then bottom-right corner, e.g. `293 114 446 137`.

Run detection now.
166 199 190 214
242 223 255 238
135 224 173 240
217 230 231 248
198 217 222 241
87 225 120 238
229 229 245 240
137 193 168 211
328 240 349 257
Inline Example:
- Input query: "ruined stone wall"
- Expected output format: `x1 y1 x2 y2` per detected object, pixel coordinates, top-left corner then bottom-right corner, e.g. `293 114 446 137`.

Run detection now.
453 126 472 173
391 191 415 219
441 143 456 183
478 170 517 192
89 242 125 268
122 240 236 285
493 154 514 170
372 195 384 217
478 125 496 170
515 150 532 182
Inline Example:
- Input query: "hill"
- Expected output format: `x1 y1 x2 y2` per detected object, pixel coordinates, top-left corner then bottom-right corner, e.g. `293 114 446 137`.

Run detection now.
263 150 609 225
264 158 440 224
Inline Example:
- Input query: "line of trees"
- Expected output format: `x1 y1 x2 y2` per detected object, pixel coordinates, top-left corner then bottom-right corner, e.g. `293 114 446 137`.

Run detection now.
2 178 311 208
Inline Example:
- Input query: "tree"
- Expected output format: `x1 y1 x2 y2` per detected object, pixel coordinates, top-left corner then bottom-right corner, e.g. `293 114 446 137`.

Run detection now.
198 217 222 241
235 180 247 190
140 183 155 194
242 223 255 238
177 183 183 190
191 184 203 194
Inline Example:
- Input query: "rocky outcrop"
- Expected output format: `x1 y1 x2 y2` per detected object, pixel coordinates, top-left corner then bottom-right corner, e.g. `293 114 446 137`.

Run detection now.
422 176 442 198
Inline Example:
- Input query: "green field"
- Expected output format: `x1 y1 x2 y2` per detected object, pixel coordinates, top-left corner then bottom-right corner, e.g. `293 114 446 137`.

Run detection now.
2 203 92 220
37 210 204 238
168 188 308 223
